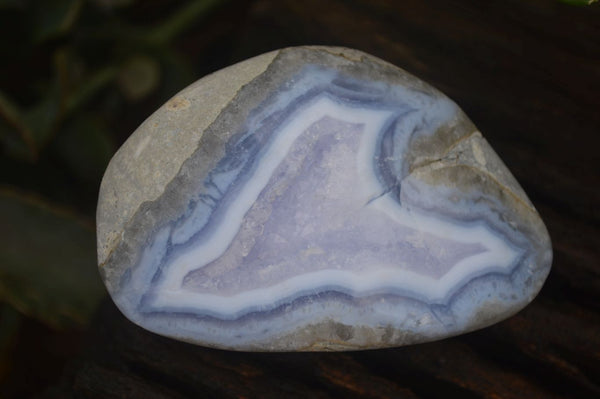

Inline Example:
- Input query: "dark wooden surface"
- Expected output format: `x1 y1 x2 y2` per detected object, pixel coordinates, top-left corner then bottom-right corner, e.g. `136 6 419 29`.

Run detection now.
54 1 599 398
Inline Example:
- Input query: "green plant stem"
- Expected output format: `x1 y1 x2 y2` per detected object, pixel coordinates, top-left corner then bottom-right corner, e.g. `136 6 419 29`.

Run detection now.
146 0 225 46
64 66 119 115
0 90 37 160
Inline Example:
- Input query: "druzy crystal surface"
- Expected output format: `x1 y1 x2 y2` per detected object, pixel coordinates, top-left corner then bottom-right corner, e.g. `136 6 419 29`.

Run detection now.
97 47 552 350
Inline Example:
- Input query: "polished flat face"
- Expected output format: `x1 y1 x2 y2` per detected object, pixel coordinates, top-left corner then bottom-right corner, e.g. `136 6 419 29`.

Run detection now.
98 47 552 350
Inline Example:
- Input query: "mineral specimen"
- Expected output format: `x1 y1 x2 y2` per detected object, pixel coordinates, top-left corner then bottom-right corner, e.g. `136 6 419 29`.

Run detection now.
97 46 552 351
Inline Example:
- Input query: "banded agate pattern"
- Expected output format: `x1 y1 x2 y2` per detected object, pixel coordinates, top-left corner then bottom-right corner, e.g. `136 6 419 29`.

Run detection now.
97 47 552 350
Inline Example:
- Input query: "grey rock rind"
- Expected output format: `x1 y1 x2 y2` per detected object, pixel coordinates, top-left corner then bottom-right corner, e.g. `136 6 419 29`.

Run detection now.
97 46 552 351
96 50 279 268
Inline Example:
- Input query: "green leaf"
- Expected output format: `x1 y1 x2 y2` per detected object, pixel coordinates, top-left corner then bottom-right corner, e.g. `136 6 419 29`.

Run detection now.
22 84 62 149
64 65 119 115
0 188 105 329
32 0 84 43
0 90 37 161
0 126 33 161
54 114 114 182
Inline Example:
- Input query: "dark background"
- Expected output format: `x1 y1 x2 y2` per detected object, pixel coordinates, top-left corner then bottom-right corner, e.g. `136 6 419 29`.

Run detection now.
0 0 599 398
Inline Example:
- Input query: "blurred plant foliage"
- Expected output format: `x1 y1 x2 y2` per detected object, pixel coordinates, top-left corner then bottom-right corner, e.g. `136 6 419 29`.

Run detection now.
0 0 225 335
0 188 103 329
558 0 598 5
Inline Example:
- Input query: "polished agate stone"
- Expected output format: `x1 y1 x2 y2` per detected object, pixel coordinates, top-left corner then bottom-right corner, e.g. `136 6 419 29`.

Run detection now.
97 46 552 351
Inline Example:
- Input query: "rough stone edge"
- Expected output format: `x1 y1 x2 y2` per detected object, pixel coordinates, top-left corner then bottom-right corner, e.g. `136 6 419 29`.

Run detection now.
96 50 280 266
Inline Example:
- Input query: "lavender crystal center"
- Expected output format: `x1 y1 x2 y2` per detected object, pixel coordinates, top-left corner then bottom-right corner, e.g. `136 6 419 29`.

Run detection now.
135 92 519 317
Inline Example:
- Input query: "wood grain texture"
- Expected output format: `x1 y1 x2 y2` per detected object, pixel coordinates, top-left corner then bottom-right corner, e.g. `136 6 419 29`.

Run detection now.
53 0 599 397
